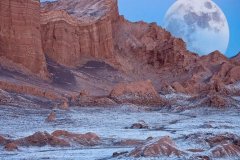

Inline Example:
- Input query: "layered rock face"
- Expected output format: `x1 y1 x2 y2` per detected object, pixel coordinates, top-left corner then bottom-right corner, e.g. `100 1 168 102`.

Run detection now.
0 0 48 78
41 0 119 67
38 0 240 98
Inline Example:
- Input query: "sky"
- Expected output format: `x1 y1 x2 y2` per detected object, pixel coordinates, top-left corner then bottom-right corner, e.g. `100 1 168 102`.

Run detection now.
41 0 239 57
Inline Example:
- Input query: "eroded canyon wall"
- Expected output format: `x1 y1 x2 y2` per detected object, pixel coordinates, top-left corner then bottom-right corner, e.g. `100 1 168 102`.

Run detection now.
41 0 119 67
0 0 48 79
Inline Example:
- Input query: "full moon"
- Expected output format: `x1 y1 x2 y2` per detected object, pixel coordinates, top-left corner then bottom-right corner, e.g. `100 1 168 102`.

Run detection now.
163 0 230 55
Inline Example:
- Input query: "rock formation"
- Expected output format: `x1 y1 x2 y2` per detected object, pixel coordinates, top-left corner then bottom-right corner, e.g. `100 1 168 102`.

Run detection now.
207 134 240 158
2 130 101 151
231 52 240 65
110 80 165 106
0 0 239 107
128 136 184 157
14 131 70 147
52 130 100 146
40 0 119 67
0 0 48 79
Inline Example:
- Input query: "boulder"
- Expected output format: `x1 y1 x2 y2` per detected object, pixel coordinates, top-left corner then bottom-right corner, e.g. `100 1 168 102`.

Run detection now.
45 112 56 122
129 136 184 157
110 80 164 106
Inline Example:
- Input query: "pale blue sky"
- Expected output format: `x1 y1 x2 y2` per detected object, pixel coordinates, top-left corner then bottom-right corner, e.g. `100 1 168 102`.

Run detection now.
41 0 240 57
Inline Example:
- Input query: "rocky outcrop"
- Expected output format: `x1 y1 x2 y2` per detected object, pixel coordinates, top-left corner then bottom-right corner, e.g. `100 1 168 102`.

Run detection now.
0 0 239 108
0 80 65 101
52 130 100 146
202 94 230 108
40 0 119 67
231 52 240 65
14 131 70 147
3 130 101 151
129 136 184 157
113 19 197 70
110 80 164 106
211 144 240 158
73 90 117 107
0 0 48 79
206 134 240 158
183 133 240 159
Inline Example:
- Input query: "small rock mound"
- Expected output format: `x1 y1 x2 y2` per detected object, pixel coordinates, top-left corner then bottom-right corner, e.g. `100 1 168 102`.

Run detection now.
45 111 56 122
52 130 100 146
128 136 184 157
128 120 149 129
110 80 164 106
15 131 70 147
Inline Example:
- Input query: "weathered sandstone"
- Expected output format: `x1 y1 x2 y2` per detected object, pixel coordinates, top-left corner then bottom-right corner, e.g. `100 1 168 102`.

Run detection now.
41 0 119 67
0 0 48 78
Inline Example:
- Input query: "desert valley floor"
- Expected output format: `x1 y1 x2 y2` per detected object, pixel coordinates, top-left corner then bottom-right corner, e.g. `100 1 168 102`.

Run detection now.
1 94 240 160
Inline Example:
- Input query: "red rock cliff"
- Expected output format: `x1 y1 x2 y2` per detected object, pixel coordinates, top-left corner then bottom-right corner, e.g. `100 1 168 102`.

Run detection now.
41 0 119 67
0 0 48 79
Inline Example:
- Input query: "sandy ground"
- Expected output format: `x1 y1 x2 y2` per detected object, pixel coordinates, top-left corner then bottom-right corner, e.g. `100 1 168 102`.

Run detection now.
0 103 240 160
